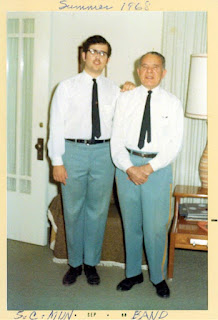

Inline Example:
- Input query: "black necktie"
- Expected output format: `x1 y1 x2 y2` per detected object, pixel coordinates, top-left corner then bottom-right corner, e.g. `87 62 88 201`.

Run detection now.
138 90 152 149
92 78 101 139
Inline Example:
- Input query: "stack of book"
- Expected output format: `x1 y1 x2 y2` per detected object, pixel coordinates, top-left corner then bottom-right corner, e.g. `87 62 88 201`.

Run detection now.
179 203 208 221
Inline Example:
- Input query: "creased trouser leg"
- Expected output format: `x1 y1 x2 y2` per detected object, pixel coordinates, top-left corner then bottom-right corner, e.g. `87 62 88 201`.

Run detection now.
116 154 172 283
62 141 114 267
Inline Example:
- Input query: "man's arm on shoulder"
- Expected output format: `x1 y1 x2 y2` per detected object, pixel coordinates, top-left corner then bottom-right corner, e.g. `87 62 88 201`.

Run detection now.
111 95 133 172
121 81 136 92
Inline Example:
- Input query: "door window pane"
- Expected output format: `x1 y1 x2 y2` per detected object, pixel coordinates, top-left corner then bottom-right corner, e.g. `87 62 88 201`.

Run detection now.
19 180 31 194
7 178 16 192
23 19 34 33
7 19 19 33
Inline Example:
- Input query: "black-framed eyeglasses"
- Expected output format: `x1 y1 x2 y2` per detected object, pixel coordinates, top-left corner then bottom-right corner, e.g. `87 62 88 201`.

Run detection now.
87 48 108 57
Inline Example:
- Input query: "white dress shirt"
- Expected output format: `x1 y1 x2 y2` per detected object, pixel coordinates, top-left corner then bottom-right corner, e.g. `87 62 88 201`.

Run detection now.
48 71 120 165
111 85 184 172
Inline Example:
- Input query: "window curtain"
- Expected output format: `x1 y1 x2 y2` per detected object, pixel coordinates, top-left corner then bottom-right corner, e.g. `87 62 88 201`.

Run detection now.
161 12 207 203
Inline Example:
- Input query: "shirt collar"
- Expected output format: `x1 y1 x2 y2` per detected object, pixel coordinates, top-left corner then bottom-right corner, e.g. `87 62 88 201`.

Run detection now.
82 70 103 82
140 84 161 96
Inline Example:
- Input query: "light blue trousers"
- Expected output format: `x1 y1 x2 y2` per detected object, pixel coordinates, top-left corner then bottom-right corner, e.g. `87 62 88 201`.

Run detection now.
116 154 173 285
61 140 115 268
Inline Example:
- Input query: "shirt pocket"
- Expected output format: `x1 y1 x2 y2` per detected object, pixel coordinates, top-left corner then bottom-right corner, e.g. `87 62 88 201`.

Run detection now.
160 113 169 126
158 113 170 139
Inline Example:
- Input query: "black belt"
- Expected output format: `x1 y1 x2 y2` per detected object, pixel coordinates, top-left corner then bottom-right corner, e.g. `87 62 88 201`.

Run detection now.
127 148 157 158
66 138 110 145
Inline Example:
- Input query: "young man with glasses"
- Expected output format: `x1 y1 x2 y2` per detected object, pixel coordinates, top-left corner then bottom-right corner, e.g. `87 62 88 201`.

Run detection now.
48 35 120 286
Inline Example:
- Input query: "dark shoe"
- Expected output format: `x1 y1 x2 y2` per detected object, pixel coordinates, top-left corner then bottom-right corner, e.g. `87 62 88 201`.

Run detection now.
117 273 143 291
153 280 170 298
84 264 100 285
62 265 82 286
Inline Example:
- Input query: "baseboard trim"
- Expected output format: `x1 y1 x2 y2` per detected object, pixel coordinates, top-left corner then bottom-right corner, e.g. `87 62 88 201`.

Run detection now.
99 260 148 270
52 257 148 270
53 257 68 264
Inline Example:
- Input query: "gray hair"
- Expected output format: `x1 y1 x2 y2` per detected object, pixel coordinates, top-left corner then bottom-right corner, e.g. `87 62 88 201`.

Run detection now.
138 52 166 69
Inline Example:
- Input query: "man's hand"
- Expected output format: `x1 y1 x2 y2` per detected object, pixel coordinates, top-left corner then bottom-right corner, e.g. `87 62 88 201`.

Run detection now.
126 163 154 185
121 81 136 92
53 165 68 185
143 163 154 176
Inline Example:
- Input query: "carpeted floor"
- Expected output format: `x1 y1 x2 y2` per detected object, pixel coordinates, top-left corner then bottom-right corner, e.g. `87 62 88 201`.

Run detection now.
7 239 207 311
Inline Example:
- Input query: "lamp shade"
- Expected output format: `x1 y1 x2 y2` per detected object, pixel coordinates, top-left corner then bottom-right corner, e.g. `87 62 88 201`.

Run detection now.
185 54 207 119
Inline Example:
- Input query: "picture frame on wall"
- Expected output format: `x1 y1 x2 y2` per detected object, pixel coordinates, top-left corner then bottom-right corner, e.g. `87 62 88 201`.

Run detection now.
78 46 84 73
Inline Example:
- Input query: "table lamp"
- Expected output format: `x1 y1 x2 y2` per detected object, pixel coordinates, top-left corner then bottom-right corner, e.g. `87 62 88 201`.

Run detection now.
185 53 207 189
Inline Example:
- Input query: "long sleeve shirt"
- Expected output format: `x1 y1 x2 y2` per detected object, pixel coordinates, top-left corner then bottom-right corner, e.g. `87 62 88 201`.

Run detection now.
111 85 184 172
48 71 120 165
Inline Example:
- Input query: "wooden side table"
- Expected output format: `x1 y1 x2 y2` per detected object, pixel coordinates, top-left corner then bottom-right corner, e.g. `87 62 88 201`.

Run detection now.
168 185 208 279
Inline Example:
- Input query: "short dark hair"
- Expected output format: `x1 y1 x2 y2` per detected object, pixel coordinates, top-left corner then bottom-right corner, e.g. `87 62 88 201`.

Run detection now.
82 35 112 57
139 51 166 69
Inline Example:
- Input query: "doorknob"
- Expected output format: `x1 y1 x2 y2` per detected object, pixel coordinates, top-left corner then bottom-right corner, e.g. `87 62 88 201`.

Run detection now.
35 138 44 160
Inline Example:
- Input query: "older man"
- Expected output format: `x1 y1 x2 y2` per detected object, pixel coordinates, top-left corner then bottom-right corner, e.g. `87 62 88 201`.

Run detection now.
111 52 184 298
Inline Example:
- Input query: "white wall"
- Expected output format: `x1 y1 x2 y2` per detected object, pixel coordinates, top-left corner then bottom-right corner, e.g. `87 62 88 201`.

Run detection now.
47 11 163 204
